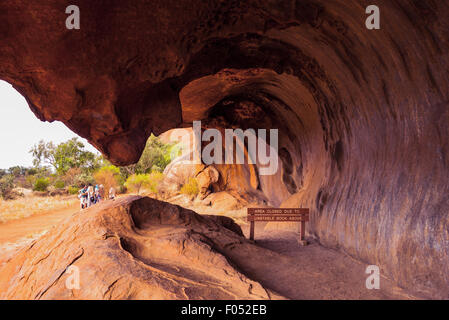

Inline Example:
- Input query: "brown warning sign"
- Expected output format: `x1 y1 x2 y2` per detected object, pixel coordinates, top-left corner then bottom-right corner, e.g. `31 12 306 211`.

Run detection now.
247 215 305 222
247 208 309 216
247 207 310 242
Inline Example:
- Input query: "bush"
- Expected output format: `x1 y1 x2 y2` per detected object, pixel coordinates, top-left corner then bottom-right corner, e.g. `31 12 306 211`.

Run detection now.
68 186 79 195
119 185 128 194
24 175 36 189
0 175 15 200
8 189 24 200
180 177 199 197
124 174 151 195
63 167 81 186
54 180 65 189
33 177 50 192
93 165 121 193
125 172 165 195
147 171 164 194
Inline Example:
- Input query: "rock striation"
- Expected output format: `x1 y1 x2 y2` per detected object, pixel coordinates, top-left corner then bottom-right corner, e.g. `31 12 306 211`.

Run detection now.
0 196 279 300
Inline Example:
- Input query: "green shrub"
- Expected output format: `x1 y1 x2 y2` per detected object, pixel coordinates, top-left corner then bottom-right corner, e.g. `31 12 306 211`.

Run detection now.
180 177 199 197
133 135 176 174
33 177 50 192
124 174 151 195
147 171 164 194
68 186 79 195
54 180 65 189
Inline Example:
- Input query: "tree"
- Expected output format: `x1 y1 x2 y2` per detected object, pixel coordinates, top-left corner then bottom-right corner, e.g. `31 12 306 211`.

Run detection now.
53 138 95 175
62 167 82 186
8 166 28 177
30 140 56 168
118 135 175 182
30 138 100 175
74 173 95 187
124 174 148 195
134 135 175 174
93 165 121 193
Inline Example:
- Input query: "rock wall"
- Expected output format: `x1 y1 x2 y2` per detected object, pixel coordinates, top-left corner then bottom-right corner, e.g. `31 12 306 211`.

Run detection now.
1 0 449 297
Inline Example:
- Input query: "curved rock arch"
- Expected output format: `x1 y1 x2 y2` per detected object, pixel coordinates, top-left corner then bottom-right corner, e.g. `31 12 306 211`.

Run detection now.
1 0 448 297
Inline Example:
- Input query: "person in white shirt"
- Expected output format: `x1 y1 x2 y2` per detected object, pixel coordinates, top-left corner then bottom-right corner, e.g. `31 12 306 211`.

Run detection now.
78 185 88 209
109 186 116 200
87 184 94 207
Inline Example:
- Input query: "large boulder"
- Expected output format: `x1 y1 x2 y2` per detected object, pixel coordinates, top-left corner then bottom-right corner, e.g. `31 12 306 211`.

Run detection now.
195 165 220 199
160 153 198 198
0 196 279 300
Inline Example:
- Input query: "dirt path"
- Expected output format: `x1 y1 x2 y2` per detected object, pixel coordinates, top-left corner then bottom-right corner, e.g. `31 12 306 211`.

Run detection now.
0 204 79 267
0 205 78 244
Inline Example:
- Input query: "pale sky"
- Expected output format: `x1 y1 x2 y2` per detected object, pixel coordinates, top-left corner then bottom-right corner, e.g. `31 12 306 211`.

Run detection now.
0 80 100 170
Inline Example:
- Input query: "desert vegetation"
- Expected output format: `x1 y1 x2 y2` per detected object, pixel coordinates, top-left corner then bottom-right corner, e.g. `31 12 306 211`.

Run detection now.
180 177 199 197
0 134 179 220
124 172 165 195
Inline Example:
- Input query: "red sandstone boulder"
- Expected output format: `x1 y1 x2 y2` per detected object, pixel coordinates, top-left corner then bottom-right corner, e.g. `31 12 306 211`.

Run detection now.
2 0 449 297
0 196 280 300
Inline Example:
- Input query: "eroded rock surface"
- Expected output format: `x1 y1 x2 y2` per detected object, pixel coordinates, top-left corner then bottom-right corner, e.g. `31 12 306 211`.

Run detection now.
1 0 449 297
0 196 279 300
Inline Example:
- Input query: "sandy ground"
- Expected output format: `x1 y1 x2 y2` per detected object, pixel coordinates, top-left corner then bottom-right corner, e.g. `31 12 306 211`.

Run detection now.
0 204 79 268
237 222 418 299
0 199 419 300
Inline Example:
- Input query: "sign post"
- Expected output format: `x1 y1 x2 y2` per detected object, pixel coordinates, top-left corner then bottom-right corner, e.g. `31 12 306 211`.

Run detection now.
247 208 310 245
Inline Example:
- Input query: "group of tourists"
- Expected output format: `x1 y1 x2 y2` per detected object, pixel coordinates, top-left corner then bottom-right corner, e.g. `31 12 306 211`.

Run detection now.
78 184 116 209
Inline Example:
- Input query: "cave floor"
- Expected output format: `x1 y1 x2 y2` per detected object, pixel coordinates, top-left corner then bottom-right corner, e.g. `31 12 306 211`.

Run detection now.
168 196 420 300
234 222 420 300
